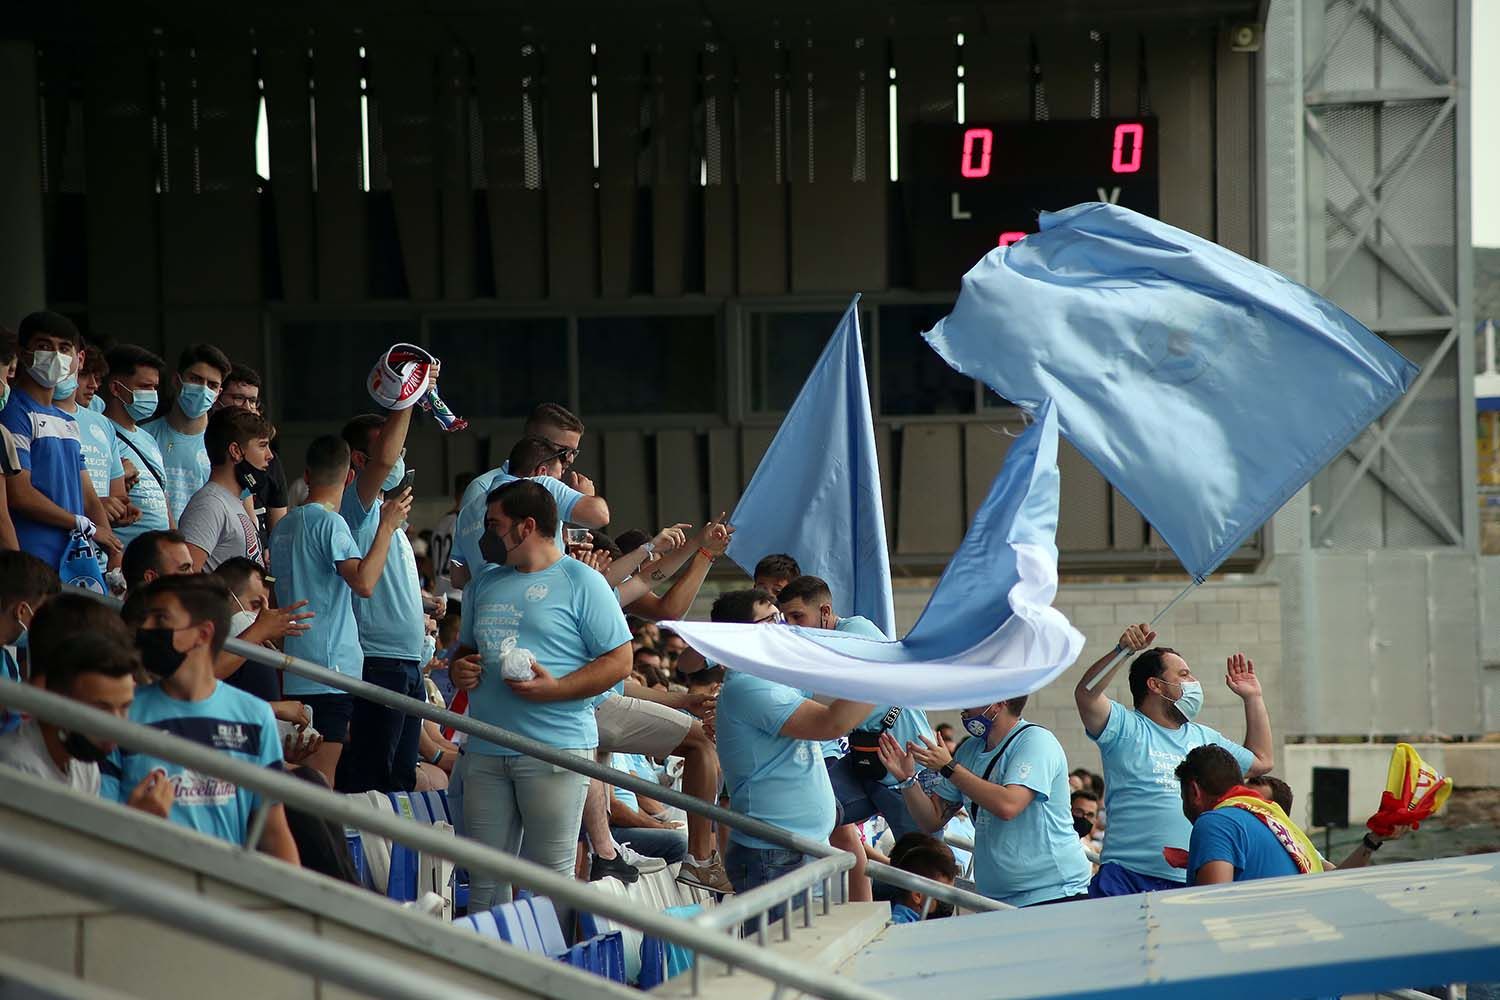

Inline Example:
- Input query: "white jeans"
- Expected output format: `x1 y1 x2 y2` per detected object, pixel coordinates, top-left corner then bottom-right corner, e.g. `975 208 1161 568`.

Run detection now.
456 748 592 910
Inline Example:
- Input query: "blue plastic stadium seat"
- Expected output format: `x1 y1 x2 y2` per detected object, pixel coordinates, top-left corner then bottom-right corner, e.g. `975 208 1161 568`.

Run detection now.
522 897 569 957
386 843 418 901
467 911 500 938
344 830 369 888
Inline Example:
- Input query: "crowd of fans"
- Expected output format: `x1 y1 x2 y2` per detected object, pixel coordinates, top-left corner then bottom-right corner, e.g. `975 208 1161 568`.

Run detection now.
0 310 1409 932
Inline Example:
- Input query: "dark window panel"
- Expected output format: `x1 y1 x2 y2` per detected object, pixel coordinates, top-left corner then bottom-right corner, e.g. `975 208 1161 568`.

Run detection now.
578 314 719 414
428 317 569 418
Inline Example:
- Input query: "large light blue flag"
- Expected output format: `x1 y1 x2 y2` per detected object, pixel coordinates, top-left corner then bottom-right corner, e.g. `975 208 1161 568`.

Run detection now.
667 401 1084 709
924 202 1419 581
727 295 895 637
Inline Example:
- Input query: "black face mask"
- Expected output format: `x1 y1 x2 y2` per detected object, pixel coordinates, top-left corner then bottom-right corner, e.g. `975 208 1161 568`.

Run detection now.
60 728 110 763
235 459 261 492
1073 815 1095 839
478 527 519 567
136 627 188 680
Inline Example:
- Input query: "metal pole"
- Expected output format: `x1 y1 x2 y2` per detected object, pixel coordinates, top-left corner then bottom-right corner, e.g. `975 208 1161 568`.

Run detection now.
0 836 498 1000
0 679 891 1000
1085 581 1200 691
68 587 1005 916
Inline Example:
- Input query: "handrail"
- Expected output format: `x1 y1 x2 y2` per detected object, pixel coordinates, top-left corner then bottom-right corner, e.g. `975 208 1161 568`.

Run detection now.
696 854 854 933
0 831 500 1000
0 678 890 1000
944 831 1102 866
67 586 1008 915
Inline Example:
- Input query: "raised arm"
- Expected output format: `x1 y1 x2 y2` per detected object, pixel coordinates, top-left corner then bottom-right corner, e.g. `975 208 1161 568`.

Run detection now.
1075 624 1155 737
1226 653 1274 777
779 697 875 741
338 489 411 598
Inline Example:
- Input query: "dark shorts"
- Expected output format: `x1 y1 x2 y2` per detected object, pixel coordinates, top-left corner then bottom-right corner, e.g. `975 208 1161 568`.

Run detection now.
824 753 922 840
300 693 354 744
1088 861 1184 898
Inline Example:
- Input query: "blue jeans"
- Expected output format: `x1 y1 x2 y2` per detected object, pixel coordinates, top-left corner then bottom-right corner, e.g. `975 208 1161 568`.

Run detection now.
1088 861 1184 898
824 754 923 839
611 826 688 864
336 657 424 793
725 843 811 932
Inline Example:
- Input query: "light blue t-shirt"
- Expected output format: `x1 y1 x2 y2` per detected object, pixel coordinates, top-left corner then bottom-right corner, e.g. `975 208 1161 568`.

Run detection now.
718 670 835 850
931 721 1092 906
460 556 631 756
110 421 171 542
340 484 425 660
0 647 20 736
70 404 123 498
1186 806 1301 884
452 467 583 573
269 504 364 696
819 615 925 764
1090 699 1256 883
610 752 660 812
142 418 211 524
100 681 282 846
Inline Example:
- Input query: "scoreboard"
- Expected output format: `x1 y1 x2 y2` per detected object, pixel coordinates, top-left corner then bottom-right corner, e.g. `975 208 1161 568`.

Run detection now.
908 119 1160 289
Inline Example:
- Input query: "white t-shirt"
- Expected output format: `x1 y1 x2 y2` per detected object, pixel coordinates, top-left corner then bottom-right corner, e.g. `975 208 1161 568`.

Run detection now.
0 718 101 794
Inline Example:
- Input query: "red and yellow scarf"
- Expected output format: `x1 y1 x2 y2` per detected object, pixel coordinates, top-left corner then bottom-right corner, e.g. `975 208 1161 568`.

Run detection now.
1212 784 1324 874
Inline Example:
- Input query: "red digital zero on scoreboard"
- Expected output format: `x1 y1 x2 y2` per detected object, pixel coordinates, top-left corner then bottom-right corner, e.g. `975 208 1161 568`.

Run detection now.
909 118 1160 289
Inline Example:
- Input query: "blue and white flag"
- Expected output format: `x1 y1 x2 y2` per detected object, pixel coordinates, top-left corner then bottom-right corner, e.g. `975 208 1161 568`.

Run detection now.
726 295 895 637
667 401 1083 710
924 202 1419 581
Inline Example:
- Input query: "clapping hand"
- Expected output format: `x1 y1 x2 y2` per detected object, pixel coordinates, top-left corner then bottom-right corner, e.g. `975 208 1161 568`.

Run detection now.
877 732 918 783
907 733 953 772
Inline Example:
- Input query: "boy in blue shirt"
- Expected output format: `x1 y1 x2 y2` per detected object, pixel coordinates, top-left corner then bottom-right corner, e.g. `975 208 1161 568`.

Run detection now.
1074 624 1274 897
709 588 874 918
883 695 1093 907
102 574 299 862
53 347 132 547
143 344 230 523
335 399 428 794
777 574 933 903
0 550 61 735
269 435 409 786
102 345 173 544
447 480 633 909
1 312 121 569
885 838 960 924
1178 744 1303 884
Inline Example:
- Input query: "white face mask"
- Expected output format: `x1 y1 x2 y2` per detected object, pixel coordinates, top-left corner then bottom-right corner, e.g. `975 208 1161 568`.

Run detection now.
28 350 74 389
230 610 258 638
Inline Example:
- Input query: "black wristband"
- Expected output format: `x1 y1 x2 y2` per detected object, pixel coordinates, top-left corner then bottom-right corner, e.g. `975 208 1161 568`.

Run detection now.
939 761 958 779
1361 833 1382 852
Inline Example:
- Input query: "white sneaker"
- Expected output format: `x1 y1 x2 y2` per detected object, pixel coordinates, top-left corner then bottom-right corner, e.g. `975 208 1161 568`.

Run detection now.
617 842 668 875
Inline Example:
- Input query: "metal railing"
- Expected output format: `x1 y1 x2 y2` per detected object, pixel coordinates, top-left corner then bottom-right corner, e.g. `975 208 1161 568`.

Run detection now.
0 678 888 1000
0 831 500 1000
71 584 1007 919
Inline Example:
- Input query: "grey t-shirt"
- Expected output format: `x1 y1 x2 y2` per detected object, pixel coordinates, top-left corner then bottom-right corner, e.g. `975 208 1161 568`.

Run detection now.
0 718 100 794
178 481 263 570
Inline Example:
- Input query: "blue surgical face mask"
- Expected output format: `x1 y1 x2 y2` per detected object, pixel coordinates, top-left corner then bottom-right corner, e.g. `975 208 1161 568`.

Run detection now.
117 383 158 422
382 455 407 492
177 382 218 419
53 374 79 402
1167 679 1205 721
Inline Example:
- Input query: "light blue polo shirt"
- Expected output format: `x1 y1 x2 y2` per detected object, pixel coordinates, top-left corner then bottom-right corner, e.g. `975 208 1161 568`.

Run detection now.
931 721 1091 906
1090 699 1256 883
460 556 631 755
1 391 84 568
269 503 364 695
340 485 425 661
718 670 835 850
141 418 211 524
110 422 171 541
451 468 584 573
100 681 282 847
71 405 122 498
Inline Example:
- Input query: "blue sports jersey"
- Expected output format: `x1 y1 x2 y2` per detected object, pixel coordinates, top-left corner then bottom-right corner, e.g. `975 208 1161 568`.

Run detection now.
1 391 85 567
111 421 172 541
340 484 425 660
142 418 211 524
269 503 364 695
100 681 282 846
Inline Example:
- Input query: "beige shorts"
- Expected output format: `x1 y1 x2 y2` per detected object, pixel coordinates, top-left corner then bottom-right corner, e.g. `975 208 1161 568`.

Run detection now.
595 693 692 756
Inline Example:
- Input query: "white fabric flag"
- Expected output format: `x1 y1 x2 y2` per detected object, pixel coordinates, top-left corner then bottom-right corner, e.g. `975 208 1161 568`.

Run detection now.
666 400 1084 710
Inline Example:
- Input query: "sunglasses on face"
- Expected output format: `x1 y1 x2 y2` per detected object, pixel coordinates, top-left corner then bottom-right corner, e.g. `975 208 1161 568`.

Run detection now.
752 610 786 626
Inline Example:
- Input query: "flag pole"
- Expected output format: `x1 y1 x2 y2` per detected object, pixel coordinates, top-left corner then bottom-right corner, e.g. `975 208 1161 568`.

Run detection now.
1084 579 1201 692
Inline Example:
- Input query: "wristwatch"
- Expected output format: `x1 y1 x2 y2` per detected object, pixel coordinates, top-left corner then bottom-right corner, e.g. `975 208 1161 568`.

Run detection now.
430 749 445 766
894 775 919 791
1361 833 1382 852
939 760 959 779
